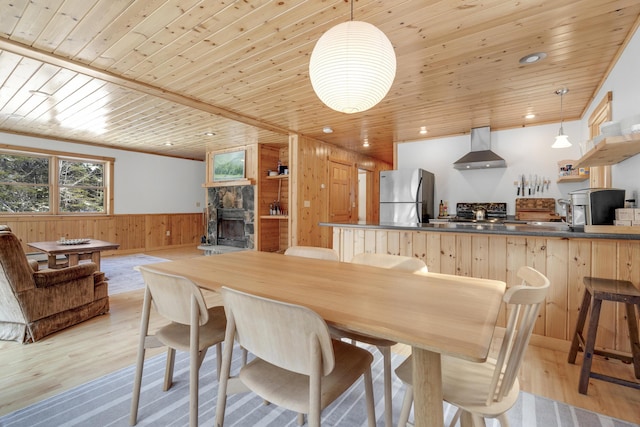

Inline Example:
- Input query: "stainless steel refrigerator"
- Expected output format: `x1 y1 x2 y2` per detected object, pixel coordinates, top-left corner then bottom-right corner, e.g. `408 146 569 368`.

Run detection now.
379 168 435 223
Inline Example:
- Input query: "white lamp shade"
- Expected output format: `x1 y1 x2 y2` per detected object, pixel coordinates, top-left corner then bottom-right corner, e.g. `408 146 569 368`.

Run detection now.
552 134 572 148
309 20 396 114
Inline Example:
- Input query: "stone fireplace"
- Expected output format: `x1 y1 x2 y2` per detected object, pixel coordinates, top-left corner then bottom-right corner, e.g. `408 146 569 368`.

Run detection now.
206 185 254 249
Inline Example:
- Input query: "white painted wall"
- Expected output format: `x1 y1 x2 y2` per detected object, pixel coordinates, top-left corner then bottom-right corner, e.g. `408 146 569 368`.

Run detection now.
398 26 640 216
0 132 206 214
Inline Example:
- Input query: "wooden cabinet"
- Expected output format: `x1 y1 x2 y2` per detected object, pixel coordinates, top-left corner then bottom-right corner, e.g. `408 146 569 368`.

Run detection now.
257 144 290 252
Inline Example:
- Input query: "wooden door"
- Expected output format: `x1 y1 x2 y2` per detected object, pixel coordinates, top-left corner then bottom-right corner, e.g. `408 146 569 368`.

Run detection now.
329 160 353 223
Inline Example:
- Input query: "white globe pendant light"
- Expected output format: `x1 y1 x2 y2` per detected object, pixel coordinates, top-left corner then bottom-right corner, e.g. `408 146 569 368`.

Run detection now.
309 19 396 114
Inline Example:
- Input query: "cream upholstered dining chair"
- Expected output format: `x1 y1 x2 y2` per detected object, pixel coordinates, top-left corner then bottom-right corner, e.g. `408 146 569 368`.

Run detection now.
333 252 428 427
130 266 227 427
284 245 340 261
394 266 550 427
215 286 376 427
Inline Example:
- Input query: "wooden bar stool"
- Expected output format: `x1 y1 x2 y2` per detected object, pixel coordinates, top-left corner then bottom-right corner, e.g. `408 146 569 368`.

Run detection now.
568 277 640 394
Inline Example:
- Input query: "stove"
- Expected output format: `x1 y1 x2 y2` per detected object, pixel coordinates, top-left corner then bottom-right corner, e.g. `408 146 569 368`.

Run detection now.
450 202 507 223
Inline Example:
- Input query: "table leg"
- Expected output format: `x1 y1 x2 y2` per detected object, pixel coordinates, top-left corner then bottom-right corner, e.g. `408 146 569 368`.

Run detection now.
91 251 101 270
411 347 443 427
47 254 58 269
68 253 80 266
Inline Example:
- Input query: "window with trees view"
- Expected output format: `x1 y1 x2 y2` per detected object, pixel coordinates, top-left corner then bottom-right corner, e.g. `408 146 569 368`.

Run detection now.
0 147 112 214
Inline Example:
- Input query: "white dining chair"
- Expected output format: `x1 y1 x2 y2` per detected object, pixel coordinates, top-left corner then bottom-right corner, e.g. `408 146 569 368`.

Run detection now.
215 286 376 427
394 266 550 427
284 245 340 261
335 252 428 427
130 266 227 427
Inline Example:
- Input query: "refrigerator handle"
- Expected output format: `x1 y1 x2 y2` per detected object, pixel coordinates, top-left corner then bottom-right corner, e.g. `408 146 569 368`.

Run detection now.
416 176 423 223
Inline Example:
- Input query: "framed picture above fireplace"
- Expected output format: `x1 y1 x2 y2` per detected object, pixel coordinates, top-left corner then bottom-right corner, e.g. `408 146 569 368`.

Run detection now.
213 150 245 181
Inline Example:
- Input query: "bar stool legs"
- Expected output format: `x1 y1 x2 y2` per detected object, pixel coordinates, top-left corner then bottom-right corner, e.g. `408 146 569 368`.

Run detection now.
568 277 640 394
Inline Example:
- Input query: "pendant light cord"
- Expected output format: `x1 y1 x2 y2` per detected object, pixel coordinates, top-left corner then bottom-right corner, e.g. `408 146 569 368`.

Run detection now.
350 0 354 21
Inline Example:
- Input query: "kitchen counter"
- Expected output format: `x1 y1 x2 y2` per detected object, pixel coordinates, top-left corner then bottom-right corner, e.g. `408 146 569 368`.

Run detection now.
319 220 640 240
323 221 640 349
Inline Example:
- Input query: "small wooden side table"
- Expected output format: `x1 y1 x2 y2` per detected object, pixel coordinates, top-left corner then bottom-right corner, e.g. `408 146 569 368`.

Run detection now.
568 276 640 394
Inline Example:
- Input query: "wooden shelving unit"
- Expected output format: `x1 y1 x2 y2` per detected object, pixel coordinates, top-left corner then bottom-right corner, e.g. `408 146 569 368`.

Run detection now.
266 175 288 180
574 134 640 168
557 175 588 183
556 159 588 183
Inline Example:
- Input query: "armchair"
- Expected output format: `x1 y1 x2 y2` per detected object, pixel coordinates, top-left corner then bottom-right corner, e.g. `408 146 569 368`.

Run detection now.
0 226 109 343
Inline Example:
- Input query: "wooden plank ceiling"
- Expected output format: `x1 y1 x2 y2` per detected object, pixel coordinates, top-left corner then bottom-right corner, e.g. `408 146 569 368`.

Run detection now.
0 0 639 162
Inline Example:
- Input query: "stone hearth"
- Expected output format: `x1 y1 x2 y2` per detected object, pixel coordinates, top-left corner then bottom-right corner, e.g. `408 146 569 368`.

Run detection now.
206 185 254 249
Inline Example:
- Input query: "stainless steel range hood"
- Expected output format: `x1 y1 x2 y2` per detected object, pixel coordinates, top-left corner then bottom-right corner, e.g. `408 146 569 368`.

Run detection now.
453 126 506 170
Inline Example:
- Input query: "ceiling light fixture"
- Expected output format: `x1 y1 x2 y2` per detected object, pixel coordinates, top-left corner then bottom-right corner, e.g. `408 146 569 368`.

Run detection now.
525 113 536 119
519 52 547 64
552 88 571 148
362 138 370 147
204 132 215 136
309 0 396 114
419 126 428 135
322 126 333 134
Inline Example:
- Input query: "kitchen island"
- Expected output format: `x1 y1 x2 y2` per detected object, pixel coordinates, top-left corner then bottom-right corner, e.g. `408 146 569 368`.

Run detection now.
320 221 640 351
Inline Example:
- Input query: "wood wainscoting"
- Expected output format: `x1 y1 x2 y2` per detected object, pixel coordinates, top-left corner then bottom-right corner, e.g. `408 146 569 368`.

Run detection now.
1 213 204 255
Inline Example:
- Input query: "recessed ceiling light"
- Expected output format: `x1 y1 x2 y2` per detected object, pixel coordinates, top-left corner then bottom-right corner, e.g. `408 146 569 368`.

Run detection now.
323 126 333 134
362 138 370 147
164 142 173 146
204 132 215 136
519 52 547 64
525 113 536 119
419 126 428 135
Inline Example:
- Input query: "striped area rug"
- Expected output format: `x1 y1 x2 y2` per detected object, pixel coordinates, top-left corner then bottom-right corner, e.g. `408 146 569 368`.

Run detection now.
1 345 637 427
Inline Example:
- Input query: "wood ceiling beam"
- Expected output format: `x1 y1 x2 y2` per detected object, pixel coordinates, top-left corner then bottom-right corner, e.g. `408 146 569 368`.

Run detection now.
0 38 291 138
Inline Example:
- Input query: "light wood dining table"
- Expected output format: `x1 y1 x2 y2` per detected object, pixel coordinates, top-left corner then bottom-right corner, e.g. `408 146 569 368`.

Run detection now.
142 250 506 427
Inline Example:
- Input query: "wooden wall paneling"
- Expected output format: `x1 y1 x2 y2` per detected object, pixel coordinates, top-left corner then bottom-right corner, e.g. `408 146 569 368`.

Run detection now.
412 231 428 265
455 234 473 277
526 238 548 336
342 228 355 262
545 239 570 340
399 231 413 257
615 241 640 352
591 240 618 350
505 236 527 334
386 231 400 256
332 227 341 259
293 135 391 249
439 233 457 275
567 239 591 346
353 228 365 257
364 229 376 255
425 233 441 273
289 134 299 247
488 235 507 327
470 235 489 279
375 229 388 256
2 213 201 255
115 215 145 251
278 220 288 252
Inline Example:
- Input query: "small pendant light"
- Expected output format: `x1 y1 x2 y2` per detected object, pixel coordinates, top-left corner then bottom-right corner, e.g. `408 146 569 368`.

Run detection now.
552 88 572 148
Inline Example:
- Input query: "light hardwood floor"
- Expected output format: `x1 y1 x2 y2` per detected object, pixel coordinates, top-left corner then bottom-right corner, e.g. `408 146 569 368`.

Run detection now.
1 246 639 424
